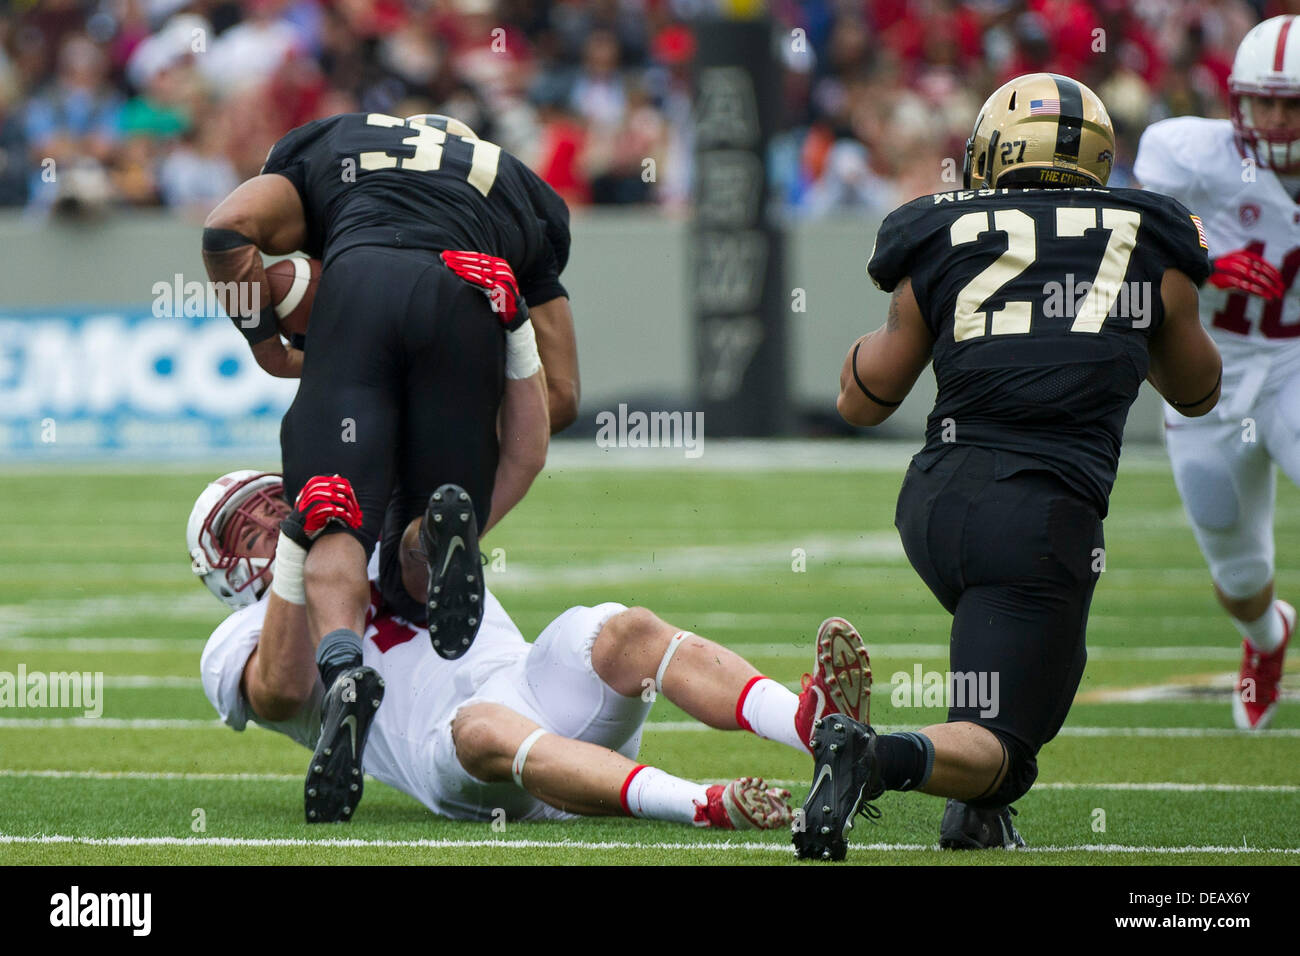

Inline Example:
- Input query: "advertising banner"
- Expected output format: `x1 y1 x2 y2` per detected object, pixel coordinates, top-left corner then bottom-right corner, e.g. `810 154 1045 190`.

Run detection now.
0 306 297 457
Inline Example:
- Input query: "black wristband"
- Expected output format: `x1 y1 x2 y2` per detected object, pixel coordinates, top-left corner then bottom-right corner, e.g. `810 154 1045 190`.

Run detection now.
232 303 280 346
851 342 903 408
1169 370 1222 410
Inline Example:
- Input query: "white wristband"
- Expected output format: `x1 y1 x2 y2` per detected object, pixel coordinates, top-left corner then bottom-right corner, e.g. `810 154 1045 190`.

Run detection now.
270 531 307 605
504 319 542 380
511 728 548 788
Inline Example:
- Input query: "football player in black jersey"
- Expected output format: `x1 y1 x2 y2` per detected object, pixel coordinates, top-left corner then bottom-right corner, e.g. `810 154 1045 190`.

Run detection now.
200 113 576 822
794 74 1223 860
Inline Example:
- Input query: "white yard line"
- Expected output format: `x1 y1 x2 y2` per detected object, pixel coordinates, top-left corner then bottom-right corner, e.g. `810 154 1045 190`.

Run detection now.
100 676 200 688
0 769 299 781
4 769 1295 793
2 717 1298 737
0 637 206 653
0 832 1294 854
0 718 223 729
0 634 1250 662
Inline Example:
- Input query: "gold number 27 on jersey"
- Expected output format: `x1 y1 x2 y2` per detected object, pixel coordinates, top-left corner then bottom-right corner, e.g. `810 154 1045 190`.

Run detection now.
949 207 1141 342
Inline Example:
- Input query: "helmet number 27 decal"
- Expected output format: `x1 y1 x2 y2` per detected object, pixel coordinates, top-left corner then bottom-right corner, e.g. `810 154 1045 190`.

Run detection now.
949 206 1141 341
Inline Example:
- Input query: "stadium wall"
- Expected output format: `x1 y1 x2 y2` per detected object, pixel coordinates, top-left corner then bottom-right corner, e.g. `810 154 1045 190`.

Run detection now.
0 210 1167 457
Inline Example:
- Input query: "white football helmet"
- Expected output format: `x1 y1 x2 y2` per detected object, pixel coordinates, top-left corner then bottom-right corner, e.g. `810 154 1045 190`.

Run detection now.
1230 15 1300 172
406 113 479 140
186 470 288 609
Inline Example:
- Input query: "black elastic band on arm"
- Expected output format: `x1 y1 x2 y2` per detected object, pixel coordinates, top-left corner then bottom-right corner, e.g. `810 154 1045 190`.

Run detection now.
202 227 258 251
851 342 902 408
1169 370 1222 409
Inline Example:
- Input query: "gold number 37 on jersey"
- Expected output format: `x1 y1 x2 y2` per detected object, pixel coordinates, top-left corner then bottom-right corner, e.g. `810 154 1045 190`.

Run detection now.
949 207 1141 341
358 113 501 197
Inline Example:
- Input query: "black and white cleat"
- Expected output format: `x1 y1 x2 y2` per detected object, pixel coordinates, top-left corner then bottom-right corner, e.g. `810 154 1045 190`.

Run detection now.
792 714 884 861
305 665 384 823
939 800 1026 849
420 483 484 660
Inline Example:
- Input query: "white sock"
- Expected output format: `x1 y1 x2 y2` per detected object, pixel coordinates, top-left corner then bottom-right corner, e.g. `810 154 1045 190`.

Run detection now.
1236 601 1287 653
620 765 707 824
738 676 804 753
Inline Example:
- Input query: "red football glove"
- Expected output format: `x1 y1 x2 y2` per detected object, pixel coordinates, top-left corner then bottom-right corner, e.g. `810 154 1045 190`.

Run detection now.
280 474 363 550
1209 249 1285 300
440 250 530 330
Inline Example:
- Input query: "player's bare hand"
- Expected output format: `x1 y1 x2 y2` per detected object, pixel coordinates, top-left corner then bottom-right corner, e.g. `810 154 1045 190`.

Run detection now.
250 337 304 378
1209 249 1285 300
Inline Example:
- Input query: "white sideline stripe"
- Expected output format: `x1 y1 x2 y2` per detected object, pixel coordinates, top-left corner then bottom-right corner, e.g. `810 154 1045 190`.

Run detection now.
104 676 200 688
645 722 1300 738
0 674 199 688
0 833 1295 855
0 718 224 729
0 637 206 652
1035 781 1300 792
1048 726 1300 738
2 717 1299 738
0 769 299 781
0 634 1247 662
752 780 1300 792
718 642 1245 661
6 769 1295 793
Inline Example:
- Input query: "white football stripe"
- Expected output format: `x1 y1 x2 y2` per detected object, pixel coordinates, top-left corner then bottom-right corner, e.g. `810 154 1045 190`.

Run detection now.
273 255 312 319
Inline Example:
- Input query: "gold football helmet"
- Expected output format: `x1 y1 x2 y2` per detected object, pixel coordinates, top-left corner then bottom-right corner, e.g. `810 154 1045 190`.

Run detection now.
962 73 1116 189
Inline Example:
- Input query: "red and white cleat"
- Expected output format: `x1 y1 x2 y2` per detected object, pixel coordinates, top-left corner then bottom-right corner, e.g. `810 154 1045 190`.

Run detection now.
794 617 872 752
1233 600 1295 731
693 777 793 830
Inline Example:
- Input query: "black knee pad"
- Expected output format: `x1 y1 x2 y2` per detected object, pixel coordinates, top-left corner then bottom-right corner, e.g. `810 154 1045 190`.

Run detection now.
964 731 1038 808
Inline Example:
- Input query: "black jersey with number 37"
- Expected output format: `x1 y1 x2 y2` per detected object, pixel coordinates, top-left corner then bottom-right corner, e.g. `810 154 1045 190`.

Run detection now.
868 186 1211 515
261 112 571 305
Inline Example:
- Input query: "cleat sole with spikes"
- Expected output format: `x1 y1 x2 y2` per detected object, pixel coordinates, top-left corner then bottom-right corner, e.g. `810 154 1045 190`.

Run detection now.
420 484 484 660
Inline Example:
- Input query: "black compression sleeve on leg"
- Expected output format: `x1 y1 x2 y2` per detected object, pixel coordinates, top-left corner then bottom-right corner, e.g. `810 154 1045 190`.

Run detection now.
876 731 936 791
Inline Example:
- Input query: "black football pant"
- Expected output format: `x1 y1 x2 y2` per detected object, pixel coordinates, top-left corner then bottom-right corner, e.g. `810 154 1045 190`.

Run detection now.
280 245 504 624
894 445 1104 759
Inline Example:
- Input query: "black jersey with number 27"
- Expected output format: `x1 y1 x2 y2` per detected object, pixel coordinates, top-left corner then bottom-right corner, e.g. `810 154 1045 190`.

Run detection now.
868 185 1211 516
261 112 572 305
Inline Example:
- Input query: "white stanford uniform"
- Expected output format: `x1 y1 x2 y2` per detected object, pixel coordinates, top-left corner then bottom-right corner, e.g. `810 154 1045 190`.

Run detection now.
1135 117 1300 599
200 562 647 820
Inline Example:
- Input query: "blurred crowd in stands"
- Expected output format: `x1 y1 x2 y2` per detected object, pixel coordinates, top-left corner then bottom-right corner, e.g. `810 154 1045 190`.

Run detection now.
0 0 1283 219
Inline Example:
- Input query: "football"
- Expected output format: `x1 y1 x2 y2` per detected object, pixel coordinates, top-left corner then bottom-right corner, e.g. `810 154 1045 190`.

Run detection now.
265 256 321 338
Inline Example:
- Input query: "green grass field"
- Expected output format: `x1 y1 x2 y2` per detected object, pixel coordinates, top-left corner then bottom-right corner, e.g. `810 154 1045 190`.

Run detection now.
2 443 1297 865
